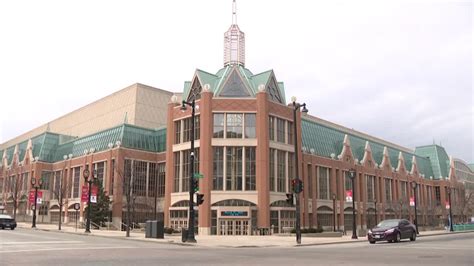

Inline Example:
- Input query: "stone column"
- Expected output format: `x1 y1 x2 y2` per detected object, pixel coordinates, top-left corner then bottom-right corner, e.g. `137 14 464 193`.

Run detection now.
198 90 213 235
163 101 176 227
256 91 270 228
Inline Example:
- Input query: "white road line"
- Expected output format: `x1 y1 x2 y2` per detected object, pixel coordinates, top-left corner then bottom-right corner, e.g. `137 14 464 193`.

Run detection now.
1 241 84 245
0 246 137 254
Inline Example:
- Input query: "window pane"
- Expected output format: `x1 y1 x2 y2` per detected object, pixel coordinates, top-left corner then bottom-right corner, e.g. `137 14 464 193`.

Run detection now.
318 167 328 200
245 147 256 190
269 149 275 192
244 114 256 138
213 113 225 138
277 150 286 192
213 147 224 190
226 114 243 138
226 147 243 190
277 118 285 143
269 116 275 141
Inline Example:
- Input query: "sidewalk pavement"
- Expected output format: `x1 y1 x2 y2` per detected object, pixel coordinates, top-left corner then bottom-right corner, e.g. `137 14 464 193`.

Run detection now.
16 222 472 248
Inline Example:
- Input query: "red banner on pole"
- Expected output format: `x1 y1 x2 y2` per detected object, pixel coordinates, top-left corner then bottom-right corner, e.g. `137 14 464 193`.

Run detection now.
29 190 35 204
409 197 415 206
81 185 89 202
445 201 450 209
345 190 353 202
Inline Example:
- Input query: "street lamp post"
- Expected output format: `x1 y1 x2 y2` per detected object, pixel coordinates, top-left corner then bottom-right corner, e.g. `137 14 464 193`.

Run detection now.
349 169 358 239
374 199 378 226
332 193 336 232
447 187 454 232
411 181 419 234
399 199 403 219
291 97 308 245
181 99 197 243
31 177 43 228
83 165 97 233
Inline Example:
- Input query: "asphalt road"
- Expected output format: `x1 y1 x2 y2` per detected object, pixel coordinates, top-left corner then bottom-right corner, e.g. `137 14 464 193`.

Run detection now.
1 228 473 266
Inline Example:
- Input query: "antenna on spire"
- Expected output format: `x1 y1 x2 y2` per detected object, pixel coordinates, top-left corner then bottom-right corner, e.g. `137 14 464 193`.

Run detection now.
232 0 237 25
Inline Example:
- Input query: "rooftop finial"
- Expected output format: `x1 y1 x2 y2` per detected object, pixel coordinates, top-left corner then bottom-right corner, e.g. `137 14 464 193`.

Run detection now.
232 0 237 25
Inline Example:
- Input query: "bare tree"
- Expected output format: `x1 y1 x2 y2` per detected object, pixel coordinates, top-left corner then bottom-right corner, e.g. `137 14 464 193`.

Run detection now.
458 191 474 223
114 163 133 237
10 166 27 220
52 169 69 230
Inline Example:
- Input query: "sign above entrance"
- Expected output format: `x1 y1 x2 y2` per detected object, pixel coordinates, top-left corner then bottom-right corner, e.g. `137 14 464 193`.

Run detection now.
221 211 248 217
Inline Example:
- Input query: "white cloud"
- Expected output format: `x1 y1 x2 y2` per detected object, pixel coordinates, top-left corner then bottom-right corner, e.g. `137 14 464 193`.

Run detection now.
0 0 472 161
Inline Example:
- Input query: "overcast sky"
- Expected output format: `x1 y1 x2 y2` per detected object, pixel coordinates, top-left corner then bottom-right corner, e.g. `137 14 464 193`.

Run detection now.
0 0 472 162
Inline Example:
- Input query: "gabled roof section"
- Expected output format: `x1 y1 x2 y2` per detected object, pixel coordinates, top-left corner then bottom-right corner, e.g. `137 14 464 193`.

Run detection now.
415 145 450 179
218 67 252 97
182 65 286 102
301 115 434 178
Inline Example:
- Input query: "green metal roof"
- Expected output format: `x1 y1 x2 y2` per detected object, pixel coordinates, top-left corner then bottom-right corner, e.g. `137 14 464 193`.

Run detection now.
2 124 167 165
301 118 434 178
183 65 286 103
415 145 450 179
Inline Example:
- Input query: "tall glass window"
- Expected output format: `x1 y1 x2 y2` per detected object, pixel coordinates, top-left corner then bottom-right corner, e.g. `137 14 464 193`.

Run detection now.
213 147 224 190
183 116 200 142
133 161 147 196
73 167 80 198
245 147 256 190
40 171 53 190
276 118 286 143
244 114 256 138
269 116 275 141
318 167 329 200
400 181 407 200
226 147 243 190
173 152 180 192
269 148 276 192
307 165 312 198
226 114 243 138
174 120 181 144
277 150 286 192
213 113 225 138
385 178 392 202
366 175 375 202
93 161 105 187
182 150 191 192
287 121 294 145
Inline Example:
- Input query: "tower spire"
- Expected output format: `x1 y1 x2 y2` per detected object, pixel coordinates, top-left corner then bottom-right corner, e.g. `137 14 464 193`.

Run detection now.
224 0 245 67
232 0 237 25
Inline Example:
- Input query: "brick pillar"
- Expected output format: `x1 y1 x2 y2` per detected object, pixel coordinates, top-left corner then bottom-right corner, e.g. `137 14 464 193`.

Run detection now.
111 149 124 229
360 171 367 229
330 167 337 229
163 102 176 227
338 169 345 231
256 91 270 228
198 91 213 235
302 161 309 228
312 165 318 228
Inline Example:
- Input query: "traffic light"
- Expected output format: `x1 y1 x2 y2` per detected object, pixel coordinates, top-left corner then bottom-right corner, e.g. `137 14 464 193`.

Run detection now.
291 178 304 193
196 193 204 205
286 193 294 206
193 178 199 192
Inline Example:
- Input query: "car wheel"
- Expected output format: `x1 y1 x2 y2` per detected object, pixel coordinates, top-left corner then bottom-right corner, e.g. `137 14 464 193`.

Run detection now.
395 232 401 242
410 231 416 241
369 241 376 244
1 226 4 230
10 226 15 230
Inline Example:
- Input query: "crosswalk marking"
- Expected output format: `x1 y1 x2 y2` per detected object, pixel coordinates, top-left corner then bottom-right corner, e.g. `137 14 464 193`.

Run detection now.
0 246 137 254
1 241 83 245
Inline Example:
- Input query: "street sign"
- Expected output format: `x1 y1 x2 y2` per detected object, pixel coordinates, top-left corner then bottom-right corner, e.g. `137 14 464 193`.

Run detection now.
445 201 450 209
74 203 80 210
345 190 353 202
193 173 204 179
37 196 43 204
409 197 415 206
91 195 97 203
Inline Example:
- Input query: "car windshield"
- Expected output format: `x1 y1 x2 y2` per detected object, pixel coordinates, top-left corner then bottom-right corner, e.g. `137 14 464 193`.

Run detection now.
0 214 13 219
376 220 399 227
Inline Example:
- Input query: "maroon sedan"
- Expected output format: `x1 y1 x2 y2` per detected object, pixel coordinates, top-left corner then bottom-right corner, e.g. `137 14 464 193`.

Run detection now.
367 219 417 244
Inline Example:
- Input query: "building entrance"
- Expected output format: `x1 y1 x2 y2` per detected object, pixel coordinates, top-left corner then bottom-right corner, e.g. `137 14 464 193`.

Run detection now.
219 219 250 235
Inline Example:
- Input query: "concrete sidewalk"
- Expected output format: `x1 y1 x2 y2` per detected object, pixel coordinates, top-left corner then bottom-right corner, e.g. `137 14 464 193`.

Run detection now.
16 222 472 248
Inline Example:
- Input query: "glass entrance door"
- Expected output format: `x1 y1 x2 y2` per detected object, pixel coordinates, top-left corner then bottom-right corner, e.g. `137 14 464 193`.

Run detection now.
219 219 250 235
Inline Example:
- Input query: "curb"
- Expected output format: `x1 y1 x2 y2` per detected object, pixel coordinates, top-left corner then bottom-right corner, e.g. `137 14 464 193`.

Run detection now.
17 225 474 248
